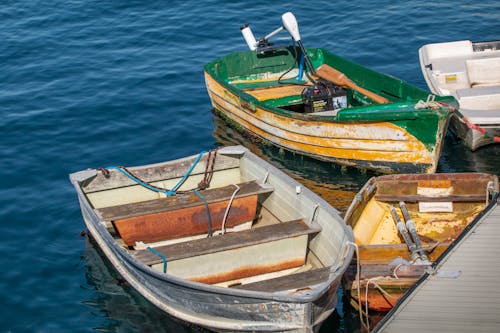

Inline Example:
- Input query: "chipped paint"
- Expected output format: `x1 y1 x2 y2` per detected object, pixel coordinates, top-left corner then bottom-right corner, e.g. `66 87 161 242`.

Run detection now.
205 73 444 173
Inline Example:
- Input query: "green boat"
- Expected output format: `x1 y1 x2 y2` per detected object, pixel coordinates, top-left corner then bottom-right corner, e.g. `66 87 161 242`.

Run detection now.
204 12 457 174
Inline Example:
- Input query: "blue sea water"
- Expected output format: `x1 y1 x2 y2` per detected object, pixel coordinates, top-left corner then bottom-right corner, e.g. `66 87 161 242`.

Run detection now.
1 1 499 332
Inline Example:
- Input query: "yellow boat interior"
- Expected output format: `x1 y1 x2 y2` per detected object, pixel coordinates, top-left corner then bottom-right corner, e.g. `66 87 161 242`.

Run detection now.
347 173 498 264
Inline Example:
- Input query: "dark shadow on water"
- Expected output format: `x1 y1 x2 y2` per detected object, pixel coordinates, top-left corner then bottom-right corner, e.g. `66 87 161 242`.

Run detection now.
211 111 374 215
438 132 500 175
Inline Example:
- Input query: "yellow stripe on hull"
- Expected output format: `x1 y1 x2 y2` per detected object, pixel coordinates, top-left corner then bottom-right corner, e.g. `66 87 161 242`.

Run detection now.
205 73 437 173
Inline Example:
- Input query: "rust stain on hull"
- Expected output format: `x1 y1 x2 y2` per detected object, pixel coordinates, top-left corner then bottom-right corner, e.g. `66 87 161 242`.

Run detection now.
114 195 257 246
189 258 305 285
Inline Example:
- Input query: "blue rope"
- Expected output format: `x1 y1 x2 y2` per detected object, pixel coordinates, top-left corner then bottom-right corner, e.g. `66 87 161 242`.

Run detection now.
169 151 206 195
108 166 171 196
106 150 206 197
194 190 213 237
147 247 167 273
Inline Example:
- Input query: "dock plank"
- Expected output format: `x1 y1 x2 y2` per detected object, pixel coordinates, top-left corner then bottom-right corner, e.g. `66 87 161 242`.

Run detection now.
375 202 500 333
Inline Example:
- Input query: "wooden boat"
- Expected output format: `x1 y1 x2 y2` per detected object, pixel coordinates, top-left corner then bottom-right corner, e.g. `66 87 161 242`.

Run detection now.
343 173 498 324
419 40 500 150
70 145 354 333
204 13 457 174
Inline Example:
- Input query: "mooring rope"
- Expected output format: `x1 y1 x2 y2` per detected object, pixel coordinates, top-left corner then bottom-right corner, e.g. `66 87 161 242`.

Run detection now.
221 184 240 235
147 246 167 273
99 150 206 196
414 94 442 111
346 241 370 332
194 189 213 238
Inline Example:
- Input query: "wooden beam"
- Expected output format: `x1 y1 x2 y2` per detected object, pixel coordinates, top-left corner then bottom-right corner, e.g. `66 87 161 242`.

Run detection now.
374 193 486 202
97 180 272 221
98 181 274 247
134 219 320 265
234 266 331 292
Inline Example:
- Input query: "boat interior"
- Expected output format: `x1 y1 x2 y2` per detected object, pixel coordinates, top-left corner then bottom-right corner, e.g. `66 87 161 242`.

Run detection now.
346 173 498 276
419 40 500 118
343 173 498 312
80 150 347 292
211 47 428 115
230 71 361 116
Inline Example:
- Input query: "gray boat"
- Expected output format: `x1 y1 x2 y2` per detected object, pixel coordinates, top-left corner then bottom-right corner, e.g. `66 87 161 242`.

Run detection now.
70 145 354 332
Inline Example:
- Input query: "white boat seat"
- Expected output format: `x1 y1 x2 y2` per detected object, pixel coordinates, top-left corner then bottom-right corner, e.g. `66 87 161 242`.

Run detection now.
466 57 500 86
456 85 500 123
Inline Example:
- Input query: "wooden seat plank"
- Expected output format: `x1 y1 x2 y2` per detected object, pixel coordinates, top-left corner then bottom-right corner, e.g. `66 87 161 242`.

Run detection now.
374 193 486 202
245 84 308 101
97 180 273 221
233 266 331 292
134 219 321 265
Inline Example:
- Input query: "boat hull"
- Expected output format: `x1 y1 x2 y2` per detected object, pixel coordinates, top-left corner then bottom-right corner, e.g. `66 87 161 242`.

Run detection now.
71 147 354 332
449 112 500 150
83 214 337 332
205 74 450 174
204 47 454 174
419 40 500 151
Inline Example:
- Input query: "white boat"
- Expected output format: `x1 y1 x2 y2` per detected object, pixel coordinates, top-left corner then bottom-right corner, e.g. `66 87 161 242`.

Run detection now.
419 40 500 150
70 145 354 332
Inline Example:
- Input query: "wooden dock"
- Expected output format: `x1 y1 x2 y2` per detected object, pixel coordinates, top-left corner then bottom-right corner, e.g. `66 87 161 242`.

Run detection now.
373 195 500 333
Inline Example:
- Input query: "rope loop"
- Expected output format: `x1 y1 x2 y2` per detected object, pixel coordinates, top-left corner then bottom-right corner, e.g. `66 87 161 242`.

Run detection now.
415 94 441 111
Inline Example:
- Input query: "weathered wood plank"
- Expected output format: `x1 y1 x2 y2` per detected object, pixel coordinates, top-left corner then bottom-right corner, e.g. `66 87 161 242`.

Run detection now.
374 193 486 202
357 243 450 262
234 266 331 292
134 219 320 265
346 262 428 281
161 235 310 285
245 84 308 101
115 195 259 246
97 180 272 221
100 181 274 247
375 176 493 198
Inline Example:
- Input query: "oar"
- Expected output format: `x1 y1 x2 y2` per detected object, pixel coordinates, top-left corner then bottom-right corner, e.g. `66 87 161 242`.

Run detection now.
315 64 390 104
389 205 420 262
399 201 430 263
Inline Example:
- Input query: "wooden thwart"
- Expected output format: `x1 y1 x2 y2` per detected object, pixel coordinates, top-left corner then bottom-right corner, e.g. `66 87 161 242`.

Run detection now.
134 219 321 285
97 180 272 221
374 193 486 202
244 84 309 101
234 266 331 292
97 180 274 247
357 243 449 262
134 219 320 265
